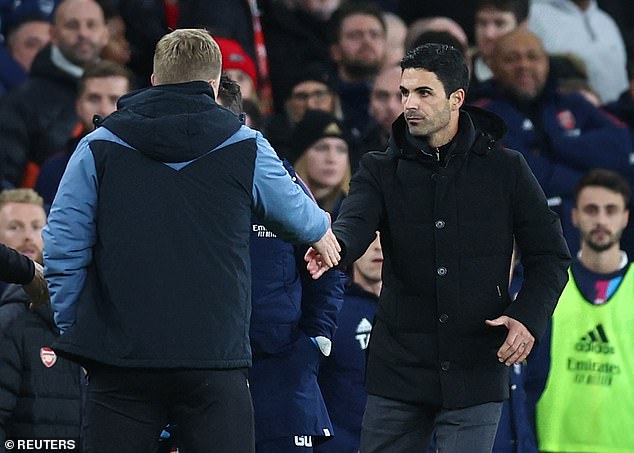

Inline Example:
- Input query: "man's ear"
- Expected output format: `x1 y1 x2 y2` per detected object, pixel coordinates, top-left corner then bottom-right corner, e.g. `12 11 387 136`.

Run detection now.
450 89 465 111
571 207 579 227
150 73 157 86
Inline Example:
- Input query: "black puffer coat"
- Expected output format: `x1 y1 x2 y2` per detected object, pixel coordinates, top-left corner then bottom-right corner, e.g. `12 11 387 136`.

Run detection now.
0 286 82 443
333 106 571 408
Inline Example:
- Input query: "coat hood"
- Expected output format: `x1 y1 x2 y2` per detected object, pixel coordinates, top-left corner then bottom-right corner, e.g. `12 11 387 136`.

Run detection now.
100 81 242 163
0 284 56 331
388 104 508 160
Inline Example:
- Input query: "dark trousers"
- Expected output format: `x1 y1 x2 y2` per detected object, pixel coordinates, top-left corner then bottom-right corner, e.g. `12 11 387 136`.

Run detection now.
360 394 502 453
82 365 254 453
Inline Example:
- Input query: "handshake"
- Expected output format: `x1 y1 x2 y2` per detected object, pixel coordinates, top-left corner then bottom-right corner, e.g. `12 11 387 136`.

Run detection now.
305 225 341 279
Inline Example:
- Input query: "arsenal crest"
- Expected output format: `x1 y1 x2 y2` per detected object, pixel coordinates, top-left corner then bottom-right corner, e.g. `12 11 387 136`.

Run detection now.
40 347 57 368
556 110 576 130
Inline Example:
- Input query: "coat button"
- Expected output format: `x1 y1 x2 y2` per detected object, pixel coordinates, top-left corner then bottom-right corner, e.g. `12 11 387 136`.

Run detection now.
441 361 450 371
439 313 449 323
435 220 445 229
437 267 447 276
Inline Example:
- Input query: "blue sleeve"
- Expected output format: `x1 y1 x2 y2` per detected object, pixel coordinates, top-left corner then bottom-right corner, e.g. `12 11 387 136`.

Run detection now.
546 97 634 176
42 137 98 334
251 130 329 244
299 266 346 339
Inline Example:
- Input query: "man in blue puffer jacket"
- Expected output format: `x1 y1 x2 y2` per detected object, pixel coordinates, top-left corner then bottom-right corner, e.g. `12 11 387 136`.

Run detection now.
249 161 345 452
472 29 634 258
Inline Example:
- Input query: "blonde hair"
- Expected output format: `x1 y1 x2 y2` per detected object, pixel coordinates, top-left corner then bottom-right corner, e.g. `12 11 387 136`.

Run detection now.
153 29 222 84
293 152 351 210
0 188 44 210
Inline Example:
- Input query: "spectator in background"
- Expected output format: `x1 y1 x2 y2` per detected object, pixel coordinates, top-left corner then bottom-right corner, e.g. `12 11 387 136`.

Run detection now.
290 110 351 218
0 189 46 328
404 16 469 54
359 64 401 161
4 14 50 70
474 29 634 257
605 60 634 130
528 0 629 104
35 60 134 207
100 6 131 66
527 169 634 452
0 0 109 187
217 68 346 453
261 0 341 114
470 0 528 101
0 190 79 445
329 2 387 138
265 64 342 161
316 233 382 453
115 0 171 86
382 11 406 68
0 14 50 96
0 0 58 37
215 37 259 107
397 0 476 43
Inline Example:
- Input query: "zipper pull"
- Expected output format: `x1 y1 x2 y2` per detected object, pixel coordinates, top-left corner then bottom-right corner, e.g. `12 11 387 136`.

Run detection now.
435 147 440 161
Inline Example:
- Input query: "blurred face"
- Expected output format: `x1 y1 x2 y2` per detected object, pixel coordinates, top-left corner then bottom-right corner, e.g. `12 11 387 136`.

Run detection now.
332 13 386 80
354 233 383 284
51 0 109 66
0 203 46 263
370 66 402 131
400 68 463 145
298 0 341 20
573 186 629 253
287 81 335 122
475 7 518 58
224 69 255 101
76 75 130 129
7 20 51 71
100 15 130 65
304 137 349 189
491 31 549 101
384 15 406 67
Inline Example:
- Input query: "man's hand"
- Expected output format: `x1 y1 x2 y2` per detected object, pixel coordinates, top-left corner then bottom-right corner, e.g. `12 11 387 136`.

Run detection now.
23 261 50 309
305 228 341 279
485 315 535 366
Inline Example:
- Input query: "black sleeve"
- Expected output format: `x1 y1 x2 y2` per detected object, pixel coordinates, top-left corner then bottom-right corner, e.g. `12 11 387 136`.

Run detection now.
0 243 35 284
333 154 385 266
0 326 24 441
506 153 571 341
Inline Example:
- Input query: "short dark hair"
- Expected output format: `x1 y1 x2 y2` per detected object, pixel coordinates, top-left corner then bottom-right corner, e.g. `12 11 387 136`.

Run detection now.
79 60 135 95
328 2 386 44
410 30 468 56
574 169 631 206
217 73 243 115
400 43 470 97
475 0 529 23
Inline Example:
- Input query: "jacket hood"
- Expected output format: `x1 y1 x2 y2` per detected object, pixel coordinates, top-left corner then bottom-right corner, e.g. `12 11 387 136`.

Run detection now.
389 104 508 159
100 81 242 163
0 284 56 330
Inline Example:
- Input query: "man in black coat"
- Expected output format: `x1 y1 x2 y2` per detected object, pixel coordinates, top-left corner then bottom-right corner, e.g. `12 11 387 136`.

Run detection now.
306 43 571 453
